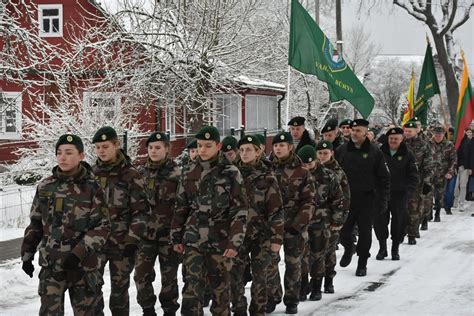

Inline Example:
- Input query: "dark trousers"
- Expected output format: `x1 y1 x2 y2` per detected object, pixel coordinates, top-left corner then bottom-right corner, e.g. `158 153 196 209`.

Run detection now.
340 191 374 259
374 191 408 244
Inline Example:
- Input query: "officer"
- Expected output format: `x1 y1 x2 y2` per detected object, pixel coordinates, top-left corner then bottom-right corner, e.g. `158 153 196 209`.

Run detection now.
288 116 316 152
339 119 352 141
266 132 315 314
336 119 391 276
21 134 110 315
134 132 182 316
374 127 419 261
170 125 248 316
321 118 346 149
92 126 150 315
221 135 239 163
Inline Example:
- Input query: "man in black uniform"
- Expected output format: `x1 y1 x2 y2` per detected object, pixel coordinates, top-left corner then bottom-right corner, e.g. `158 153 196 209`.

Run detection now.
339 119 352 141
322 118 347 149
288 116 316 153
336 119 391 276
374 127 419 261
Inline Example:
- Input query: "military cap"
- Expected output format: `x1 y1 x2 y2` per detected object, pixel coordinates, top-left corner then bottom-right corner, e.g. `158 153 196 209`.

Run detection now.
221 136 238 152
411 116 421 122
195 125 220 142
288 116 306 126
403 121 417 129
254 134 266 146
321 118 338 134
386 127 404 136
351 119 369 128
297 145 317 163
56 134 84 153
315 140 333 151
339 119 352 127
146 131 169 146
272 131 293 145
238 134 260 148
432 126 445 134
186 139 197 149
92 126 118 143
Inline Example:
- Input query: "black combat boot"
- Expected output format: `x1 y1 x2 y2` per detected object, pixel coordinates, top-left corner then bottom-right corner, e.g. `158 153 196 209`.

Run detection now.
445 208 453 215
324 277 334 294
340 244 355 267
355 257 367 277
434 208 441 222
309 278 322 301
408 236 416 245
391 242 400 260
420 218 428 230
299 275 309 301
266 301 277 314
143 308 157 316
376 239 388 260
285 304 298 314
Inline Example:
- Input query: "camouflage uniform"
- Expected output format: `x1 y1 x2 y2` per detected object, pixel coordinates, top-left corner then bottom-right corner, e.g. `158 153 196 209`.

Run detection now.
93 150 149 315
230 159 284 316
134 157 181 315
267 153 315 308
21 162 110 316
170 152 248 316
405 135 434 238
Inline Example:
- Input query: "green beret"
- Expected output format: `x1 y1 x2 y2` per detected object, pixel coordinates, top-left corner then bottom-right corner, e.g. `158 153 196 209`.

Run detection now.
254 134 266 146
221 136 238 152
56 134 84 154
92 126 118 143
297 145 317 163
321 118 338 134
238 134 260 148
386 127 404 136
339 119 352 127
195 125 220 142
316 140 333 151
351 119 369 128
272 131 293 145
186 139 197 149
403 122 417 129
432 126 445 134
146 132 169 146
411 116 421 123
288 116 305 127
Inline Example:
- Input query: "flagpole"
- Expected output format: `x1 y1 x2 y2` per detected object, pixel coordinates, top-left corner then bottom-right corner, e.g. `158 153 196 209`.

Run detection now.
286 65 291 127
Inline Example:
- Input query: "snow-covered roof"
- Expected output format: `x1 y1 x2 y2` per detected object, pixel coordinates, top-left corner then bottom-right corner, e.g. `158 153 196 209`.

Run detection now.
233 75 286 92
373 54 425 65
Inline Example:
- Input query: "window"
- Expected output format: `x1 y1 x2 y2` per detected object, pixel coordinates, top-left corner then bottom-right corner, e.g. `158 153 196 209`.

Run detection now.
83 92 120 123
165 95 176 137
38 4 63 37
245 95 278 132
214 94 241 136
0 92 22 139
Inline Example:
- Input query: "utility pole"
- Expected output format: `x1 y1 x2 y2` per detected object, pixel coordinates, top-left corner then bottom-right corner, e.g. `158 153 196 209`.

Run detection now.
315 0 320 24
336 0 343 55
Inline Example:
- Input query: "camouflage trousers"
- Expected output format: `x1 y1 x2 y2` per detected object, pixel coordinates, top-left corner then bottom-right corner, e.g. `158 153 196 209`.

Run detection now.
134 237 181 314
181 246 233 316
302 226 337 281
38 267 103 316
433 176 448 210
230 236 271 316
267 231 306 306
423 190 434 220
407 185 425 237
96 250 136 316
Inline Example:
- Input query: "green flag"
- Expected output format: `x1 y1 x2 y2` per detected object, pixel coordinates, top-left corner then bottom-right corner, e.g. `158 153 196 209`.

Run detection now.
413 43 440 125
288 0 374 118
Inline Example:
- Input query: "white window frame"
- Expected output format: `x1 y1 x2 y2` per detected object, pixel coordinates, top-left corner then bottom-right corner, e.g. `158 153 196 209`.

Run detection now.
245 94 278 133
0 91 22 140
38 4 63 38
165 95 176 138
213 94 242 137
83 91 121 123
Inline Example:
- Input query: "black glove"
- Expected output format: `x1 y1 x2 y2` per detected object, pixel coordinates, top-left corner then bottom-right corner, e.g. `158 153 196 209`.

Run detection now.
422 183 431 195
286 227 300 236
156 229 171 239
123 244 139 257
61 253 81 270
22 260 34 278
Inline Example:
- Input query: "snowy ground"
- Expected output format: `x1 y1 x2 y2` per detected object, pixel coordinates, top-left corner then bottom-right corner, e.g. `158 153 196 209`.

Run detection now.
0 204 473 315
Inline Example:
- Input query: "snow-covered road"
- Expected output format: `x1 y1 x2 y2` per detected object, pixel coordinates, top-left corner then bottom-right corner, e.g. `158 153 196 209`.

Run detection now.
1 206 473 315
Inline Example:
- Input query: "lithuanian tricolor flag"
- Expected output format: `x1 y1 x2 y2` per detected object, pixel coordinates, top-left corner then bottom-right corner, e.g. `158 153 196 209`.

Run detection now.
402 70 416 125
454 51 474 150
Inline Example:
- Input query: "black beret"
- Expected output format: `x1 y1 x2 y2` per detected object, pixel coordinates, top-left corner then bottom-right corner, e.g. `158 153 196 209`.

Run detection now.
221 136 238 152
297 145 316 163
92 126 118 143
411 116 421 123
386 127 404 136
321 118 338 134
315 140 333 151
403 122 417 129
186 139 197 149
146 132 169 146
56 134 84 154
254 134 266 146
238 135 260 148
339 119 352 127
351 119 369 128
195 125 220 142
272 132 293 145
432 126 445 134
288 116 306 127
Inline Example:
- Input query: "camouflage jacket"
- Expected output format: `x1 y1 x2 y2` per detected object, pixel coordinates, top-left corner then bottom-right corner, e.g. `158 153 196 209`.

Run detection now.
93 150 149 250
21 162 110 271
429 138 457 177
323 157 351 213
405 135 434 186
237 159 284 245
310 163 345 229
272 152 316 233
138 157 181 240
170 152 248 253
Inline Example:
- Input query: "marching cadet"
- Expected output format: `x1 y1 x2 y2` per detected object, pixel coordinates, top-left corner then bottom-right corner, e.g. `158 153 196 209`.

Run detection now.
221 135 239 163
266 132 315 314
21 134 110 315
336 119 391 277
403 121 434 244
297 144 344 302
321 118 347 149
374 128 419 261
288 116 316 152
230 135 284 316
428 126 457 221
92 126 149 315
317 140 351 293
338 119 352 141
134 132 181 316
186 139 198 162
170 126 248 316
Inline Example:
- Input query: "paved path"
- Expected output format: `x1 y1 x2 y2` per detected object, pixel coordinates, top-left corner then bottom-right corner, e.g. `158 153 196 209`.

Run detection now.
0 238 22 262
